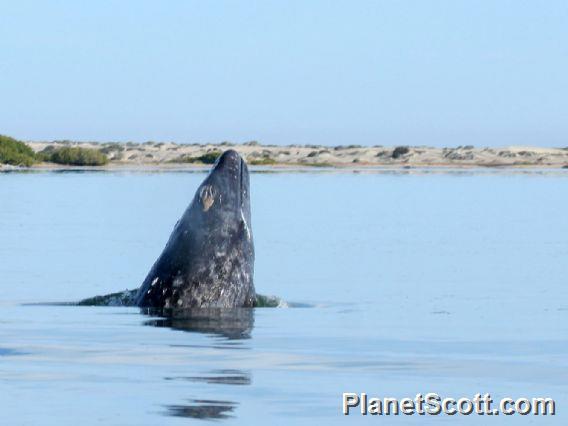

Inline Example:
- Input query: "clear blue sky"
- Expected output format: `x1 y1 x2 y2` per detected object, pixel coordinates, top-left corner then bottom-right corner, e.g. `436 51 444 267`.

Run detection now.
1 1 566 147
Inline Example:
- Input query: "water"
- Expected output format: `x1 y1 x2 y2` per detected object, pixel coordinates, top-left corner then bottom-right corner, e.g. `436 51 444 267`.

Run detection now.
1 169 567 425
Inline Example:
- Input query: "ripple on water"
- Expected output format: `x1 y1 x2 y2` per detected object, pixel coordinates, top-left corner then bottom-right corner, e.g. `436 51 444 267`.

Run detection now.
164 369 251 386
165 399 237 420
0 348 27 356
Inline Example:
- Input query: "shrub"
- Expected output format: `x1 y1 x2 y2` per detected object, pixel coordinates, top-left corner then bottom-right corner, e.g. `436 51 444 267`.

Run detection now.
39 146 109 166
392 146 410 159
169 151 222 164
303 162 334 167
169 155 189 163
198 151 222 164
0 135 36 166
99 143 125 154
249 157 276 165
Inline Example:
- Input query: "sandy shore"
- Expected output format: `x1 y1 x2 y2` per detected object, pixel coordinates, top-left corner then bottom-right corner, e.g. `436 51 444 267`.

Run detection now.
15 141 568 169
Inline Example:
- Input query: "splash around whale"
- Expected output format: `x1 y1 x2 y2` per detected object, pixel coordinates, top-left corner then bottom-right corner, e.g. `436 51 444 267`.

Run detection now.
78 150 283 309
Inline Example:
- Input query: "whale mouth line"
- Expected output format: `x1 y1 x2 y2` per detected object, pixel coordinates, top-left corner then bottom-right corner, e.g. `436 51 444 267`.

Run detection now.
238 156 245 211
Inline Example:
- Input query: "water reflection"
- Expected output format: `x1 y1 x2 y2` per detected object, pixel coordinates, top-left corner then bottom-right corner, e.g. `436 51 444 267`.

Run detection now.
142 307 254 340
165 370 251 386
0 348 26 356
166 399 238 419
142 308 254 420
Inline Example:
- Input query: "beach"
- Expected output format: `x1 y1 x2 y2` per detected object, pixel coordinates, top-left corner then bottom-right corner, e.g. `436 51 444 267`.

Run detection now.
17 141 568 169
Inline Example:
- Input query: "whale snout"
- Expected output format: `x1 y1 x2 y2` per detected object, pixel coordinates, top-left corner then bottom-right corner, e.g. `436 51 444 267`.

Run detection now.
202 150 250 217
210 149 248 194
214 149 245 172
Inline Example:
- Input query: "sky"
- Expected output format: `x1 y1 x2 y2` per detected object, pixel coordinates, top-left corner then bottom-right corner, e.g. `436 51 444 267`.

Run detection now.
0 1 566 147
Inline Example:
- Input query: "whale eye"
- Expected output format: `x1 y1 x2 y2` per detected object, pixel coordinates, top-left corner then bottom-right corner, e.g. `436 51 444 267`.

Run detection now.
200 185 215 211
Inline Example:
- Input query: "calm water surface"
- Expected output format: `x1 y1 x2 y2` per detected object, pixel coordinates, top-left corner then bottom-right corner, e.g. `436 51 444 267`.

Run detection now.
1 169 567 425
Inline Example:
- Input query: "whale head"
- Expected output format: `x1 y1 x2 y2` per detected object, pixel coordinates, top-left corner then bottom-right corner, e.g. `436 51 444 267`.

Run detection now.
136 149 255 309
197 149 252 237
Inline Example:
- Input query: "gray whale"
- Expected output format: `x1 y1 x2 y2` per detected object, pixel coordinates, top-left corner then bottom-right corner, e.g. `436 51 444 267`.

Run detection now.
77 150 283 309
137 149 255 308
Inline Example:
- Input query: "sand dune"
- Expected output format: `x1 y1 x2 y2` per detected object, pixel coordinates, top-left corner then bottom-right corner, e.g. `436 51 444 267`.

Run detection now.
23 141 568 169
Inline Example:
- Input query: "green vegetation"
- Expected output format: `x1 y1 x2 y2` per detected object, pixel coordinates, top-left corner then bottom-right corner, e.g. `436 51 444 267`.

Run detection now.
197 151 222 164
249 157 277 165
99 143 125 154
39 146 109 166
392 146 410 159
169 150 222 164
302 161 334 167
307 149 330 158
0 135 36 166
0 136 109 167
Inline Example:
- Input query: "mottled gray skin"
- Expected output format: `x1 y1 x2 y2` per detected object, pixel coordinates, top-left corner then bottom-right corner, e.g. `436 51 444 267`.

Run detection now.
135 150 255 308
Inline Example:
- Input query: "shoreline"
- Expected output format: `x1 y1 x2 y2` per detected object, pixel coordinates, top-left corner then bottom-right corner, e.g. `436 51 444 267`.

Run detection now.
3 163 568 175
2 141 568 170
